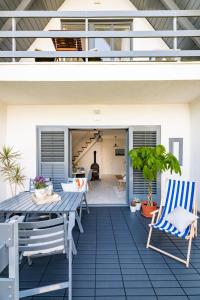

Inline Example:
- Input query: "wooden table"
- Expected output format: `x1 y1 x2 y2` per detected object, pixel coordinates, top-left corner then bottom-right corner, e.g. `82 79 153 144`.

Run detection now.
0 191 84 300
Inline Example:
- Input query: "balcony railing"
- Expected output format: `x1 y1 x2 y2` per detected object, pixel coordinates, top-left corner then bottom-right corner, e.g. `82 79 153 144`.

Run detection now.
0 10 200 62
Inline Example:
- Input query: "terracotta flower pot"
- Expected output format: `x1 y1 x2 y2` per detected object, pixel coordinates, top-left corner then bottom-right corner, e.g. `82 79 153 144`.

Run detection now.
141 201 157 218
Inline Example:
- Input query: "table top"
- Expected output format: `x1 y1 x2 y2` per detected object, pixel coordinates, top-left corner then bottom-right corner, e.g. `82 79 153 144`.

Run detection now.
0 191 83 214
72 171 85 175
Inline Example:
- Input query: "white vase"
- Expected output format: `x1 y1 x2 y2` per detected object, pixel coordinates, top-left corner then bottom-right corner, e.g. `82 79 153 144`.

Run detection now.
46 184 53 196
136 202 141 211
35 188 47 199
130 205 136 213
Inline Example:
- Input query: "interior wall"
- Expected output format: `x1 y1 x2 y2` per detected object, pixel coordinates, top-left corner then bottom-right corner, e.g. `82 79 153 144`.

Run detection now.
102 136 125 175
6 104 190 200
73 132 126 176
190 97 200 207
0 102 7 201
24 0 168 59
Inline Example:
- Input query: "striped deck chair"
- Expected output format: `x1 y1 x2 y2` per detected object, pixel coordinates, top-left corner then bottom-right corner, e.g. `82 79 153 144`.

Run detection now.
146 178 198 267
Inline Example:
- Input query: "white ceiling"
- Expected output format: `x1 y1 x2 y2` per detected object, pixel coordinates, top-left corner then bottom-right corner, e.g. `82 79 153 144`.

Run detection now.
0 80 199 105
72 129 126 139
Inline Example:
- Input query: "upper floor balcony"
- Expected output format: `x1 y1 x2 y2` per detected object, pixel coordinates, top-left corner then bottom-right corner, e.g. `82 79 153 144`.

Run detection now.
0 9 200 63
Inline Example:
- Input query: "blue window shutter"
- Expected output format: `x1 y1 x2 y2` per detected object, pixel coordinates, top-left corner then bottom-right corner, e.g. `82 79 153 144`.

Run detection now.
128 126 161 204
37 127 68 191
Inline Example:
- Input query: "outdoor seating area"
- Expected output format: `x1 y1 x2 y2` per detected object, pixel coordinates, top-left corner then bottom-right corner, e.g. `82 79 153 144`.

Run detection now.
0 147 199 299
0 142 199 300
0 1 200 299
1 207 200 300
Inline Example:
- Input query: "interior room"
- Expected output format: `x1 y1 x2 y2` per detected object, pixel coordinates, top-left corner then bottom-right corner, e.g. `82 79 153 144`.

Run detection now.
71 129 127 205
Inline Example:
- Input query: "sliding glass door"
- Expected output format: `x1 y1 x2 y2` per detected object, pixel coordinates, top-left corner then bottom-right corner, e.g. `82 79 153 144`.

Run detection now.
89 21 132 61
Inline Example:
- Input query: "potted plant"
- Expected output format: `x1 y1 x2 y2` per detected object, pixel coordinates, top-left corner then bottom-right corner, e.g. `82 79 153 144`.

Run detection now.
0 145 26 196
130 200 137 213
134 198 141 211
129 144 181 218
33 176 48 199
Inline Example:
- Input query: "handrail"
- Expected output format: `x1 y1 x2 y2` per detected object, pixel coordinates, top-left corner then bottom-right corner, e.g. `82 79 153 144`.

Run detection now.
1 50 199 58
0 10 200 18
0 30 199 38
0 10 199 61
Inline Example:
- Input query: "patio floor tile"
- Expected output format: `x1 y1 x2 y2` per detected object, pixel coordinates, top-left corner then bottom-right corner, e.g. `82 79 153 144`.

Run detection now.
127 296 157 300
154 287 186 296
125 287 155 296
19 207 200 300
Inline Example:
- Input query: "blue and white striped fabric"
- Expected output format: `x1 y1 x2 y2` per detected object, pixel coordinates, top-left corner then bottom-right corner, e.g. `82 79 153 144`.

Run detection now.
153 179 195 239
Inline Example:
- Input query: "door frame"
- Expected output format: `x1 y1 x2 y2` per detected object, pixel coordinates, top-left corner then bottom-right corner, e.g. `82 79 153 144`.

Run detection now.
69 126 130 205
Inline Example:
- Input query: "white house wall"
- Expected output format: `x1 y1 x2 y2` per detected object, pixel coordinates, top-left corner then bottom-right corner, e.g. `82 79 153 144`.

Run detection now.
76 135 126 176
0 102 7 201
190 98 200 207
6 104 190 202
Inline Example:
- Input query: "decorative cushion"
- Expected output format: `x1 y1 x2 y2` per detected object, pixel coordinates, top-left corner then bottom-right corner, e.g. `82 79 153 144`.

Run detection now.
61 179 87 193
164 206 198 233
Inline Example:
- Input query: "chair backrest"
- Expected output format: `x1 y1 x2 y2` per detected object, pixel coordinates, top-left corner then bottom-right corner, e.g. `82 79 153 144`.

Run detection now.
29 177 52 193
87 169 92 181
62 178 88 193
0 220 19 300
18 216 66 255
52 37 82 51
161 179 196 219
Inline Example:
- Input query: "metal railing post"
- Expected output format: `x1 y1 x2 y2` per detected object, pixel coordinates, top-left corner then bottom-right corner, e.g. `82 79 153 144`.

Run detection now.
173 16 178 50
85 18 88 62
12 17 16 62
131 18 134 62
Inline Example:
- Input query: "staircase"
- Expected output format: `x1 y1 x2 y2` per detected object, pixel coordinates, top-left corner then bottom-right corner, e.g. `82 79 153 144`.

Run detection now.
72 131 101 165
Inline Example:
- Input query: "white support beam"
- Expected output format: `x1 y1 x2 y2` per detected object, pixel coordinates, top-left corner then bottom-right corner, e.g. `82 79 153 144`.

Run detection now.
0 0 34 44
160 0 200 48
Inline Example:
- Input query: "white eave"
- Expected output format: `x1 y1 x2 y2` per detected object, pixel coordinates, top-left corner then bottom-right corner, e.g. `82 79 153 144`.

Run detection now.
1 62 200 82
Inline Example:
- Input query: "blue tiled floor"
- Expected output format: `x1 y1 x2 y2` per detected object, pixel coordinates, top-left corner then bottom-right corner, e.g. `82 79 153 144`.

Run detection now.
18 207 200 299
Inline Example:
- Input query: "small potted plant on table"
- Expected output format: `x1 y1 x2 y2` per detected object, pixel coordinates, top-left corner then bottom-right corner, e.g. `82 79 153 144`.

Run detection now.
33 176 48 199
129 144 181 218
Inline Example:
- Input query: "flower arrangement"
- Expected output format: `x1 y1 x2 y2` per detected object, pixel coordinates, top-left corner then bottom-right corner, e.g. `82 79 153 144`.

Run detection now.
33 176 47 190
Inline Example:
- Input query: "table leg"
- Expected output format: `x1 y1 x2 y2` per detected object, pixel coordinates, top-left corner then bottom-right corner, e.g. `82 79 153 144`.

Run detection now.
75 210 84 233
67 211 75 300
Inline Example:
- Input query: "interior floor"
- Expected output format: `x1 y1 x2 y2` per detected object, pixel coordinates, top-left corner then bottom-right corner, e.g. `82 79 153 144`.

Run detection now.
87 174 127 205
71 128 127 205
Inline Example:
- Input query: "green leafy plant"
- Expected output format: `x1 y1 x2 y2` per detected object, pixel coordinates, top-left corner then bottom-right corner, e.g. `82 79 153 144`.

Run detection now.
129 145 181 206
0 145 26 196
